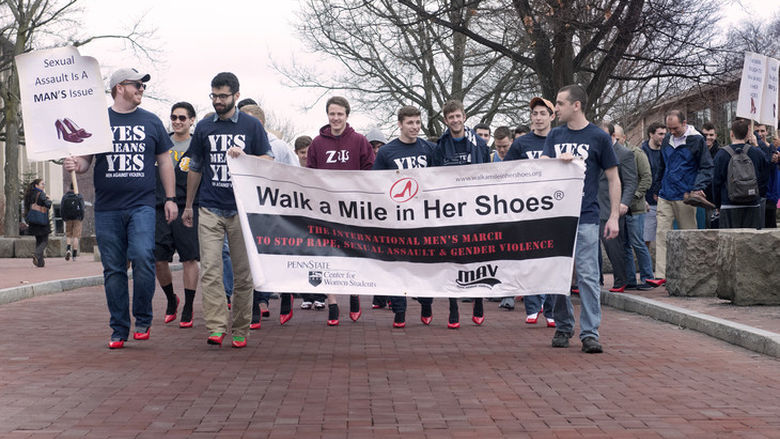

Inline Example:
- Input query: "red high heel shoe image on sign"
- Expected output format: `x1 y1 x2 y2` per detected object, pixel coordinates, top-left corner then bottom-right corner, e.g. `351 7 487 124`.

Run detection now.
55 119 83 143
62 118 92 138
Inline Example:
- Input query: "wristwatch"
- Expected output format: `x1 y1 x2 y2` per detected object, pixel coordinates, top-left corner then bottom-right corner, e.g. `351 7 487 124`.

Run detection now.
165 197 176 203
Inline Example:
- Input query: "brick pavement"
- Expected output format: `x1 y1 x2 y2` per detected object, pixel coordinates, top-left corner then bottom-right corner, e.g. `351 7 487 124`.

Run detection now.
0 277 779 438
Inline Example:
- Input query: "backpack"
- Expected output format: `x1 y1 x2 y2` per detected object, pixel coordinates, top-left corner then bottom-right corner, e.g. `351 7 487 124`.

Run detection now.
723 145 759 203
61 192 85 220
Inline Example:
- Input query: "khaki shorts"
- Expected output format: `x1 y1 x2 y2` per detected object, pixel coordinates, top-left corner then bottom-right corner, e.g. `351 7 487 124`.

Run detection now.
66 220 82 238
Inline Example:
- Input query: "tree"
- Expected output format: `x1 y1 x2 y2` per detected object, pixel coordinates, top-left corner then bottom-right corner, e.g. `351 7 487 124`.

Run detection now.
0 0 154 236
282 0 535 137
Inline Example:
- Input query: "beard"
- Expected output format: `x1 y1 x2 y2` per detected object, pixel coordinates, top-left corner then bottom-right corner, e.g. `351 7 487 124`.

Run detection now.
214 99 235 116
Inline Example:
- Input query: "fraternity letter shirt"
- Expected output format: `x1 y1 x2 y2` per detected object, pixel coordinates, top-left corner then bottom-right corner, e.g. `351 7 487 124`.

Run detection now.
93 107 173 211
542 123 618 224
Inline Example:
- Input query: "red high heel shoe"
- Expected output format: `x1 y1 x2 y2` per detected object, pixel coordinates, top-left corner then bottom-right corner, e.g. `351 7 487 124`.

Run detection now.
63 118 92 138
108 340 124 349
250 322 261 330
55 119 83 143
179 320 193 328
207 332 225 345
472 315 485 325
279 310 293 325
421 315 432 325
349 296 361 322
133 328 150 340
327 319 339 326
393 321 406 328
164 296 179 324
447 321 460 329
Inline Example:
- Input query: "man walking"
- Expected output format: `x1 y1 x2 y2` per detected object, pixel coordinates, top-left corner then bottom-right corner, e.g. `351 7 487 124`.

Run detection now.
63 68 177 349
541 84 620 354
182 72 273 348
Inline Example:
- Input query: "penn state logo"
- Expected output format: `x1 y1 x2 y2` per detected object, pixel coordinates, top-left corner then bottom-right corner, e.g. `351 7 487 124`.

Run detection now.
308 271 323 287
456 264 502 288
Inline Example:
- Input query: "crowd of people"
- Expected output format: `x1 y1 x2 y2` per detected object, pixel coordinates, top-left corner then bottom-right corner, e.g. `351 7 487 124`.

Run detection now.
57 67 779 354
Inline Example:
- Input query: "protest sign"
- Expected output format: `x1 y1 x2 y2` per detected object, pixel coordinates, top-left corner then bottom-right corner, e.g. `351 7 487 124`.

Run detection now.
228 155 585 298
759 56 779 129
15 46 112 162
736 52 767 121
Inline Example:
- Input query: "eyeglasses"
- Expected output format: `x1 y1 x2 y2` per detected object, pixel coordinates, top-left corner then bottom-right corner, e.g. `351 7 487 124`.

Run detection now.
120 81 146 90
209 93 234 101
170 115 189 122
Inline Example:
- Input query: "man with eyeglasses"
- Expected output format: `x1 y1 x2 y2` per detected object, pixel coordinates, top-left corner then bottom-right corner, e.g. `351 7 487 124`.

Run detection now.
182 72 274 349
154 102 200 329
63 68 177 349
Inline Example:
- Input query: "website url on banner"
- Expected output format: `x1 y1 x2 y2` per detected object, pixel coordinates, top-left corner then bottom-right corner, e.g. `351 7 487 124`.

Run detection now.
455 170 542 183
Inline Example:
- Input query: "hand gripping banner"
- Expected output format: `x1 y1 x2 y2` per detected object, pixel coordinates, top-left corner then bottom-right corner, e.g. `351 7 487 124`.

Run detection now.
228 156 585 298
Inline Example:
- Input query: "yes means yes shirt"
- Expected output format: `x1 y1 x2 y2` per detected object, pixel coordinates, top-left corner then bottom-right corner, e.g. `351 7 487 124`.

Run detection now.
542 123 617 224
93 107 173 211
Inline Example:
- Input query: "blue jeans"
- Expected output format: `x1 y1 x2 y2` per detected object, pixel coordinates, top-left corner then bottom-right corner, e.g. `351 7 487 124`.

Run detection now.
624 213 654 284
95 206 156 341
553 222 601 341
222 237 233 298
524 294 553 318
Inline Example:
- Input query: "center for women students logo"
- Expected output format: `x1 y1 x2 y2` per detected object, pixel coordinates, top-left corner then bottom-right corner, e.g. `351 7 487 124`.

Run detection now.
389 177 419 203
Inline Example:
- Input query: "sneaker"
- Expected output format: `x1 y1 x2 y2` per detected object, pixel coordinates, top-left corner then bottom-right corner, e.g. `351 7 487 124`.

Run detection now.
551 331 571 348
300 301 313 309
313 301 326 310
581 337 603 353
634 282 654 291
499 297 515 310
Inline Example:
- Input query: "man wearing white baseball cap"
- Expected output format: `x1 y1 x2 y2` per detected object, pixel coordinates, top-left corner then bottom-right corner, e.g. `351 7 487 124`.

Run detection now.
64 67 177 349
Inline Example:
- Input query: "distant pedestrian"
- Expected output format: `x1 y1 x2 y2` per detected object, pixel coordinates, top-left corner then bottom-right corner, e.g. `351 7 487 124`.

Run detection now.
24 179 51 268
60 183 84 262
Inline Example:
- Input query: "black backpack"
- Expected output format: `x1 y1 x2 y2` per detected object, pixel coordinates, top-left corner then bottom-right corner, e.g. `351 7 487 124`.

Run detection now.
61 192 85 220
723 145 759 203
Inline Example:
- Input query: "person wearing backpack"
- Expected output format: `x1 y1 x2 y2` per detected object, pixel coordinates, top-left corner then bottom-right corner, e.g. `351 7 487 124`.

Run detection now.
60 183 85 261
712 119 770 229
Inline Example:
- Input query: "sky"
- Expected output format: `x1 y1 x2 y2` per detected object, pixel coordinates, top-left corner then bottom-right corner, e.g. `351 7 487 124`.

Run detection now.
70 0 779 141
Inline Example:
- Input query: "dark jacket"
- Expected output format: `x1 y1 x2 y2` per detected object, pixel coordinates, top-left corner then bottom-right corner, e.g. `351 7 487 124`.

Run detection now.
712 143 769 207
628 144 652 214
656 125 713 201
598 142 638 220
26 188 51 236
641 140 663 205
431 127 490 166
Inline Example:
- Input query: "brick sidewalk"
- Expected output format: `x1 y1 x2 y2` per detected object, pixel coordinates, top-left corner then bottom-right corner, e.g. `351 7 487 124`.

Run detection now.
0 279 778 438
0 256 104 290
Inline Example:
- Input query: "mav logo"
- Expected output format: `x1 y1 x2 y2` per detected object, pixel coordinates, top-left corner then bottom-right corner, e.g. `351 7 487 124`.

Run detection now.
456 264 502 288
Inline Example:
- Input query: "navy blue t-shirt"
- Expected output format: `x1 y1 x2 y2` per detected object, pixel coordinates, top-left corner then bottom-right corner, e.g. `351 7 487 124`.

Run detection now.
187 111 272 211
505 132 546 161
542 123 618 224
93 107 173 211
372 138 434 170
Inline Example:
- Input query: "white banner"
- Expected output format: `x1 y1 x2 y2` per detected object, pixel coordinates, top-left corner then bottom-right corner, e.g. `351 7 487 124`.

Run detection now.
228 155 585 298
760 56 779 128
15 46 112 162
737 52 767 121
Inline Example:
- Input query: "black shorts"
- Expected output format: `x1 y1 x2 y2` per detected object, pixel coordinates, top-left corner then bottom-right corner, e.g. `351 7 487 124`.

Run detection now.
155 206 200 262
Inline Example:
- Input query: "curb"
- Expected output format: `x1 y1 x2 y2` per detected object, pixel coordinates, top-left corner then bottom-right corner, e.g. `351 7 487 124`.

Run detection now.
601 290 780 358
0 263 183 306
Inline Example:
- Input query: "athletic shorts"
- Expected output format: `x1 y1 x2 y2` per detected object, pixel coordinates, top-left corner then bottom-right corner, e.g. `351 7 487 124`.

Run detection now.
154 206 199 262
643 204 657 242
65 220 82 238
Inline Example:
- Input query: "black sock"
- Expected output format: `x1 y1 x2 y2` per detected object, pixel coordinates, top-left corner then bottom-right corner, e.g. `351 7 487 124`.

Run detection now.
66 244 72 251
161 283 175 301
349 295 360 313
252 291 262 322
394 311 405 323
162 283 176 313
72 249 78 258
182 289 195 321
449 298 459 323
280 293 292 315
328 303 339 320
473 298 484 318
421 300 432 318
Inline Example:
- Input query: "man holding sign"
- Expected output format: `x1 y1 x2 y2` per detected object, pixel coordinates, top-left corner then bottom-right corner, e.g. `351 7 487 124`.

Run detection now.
63 68 177 349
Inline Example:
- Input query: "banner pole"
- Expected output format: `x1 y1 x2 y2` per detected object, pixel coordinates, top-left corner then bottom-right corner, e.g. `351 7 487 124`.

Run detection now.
70 169 79 195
